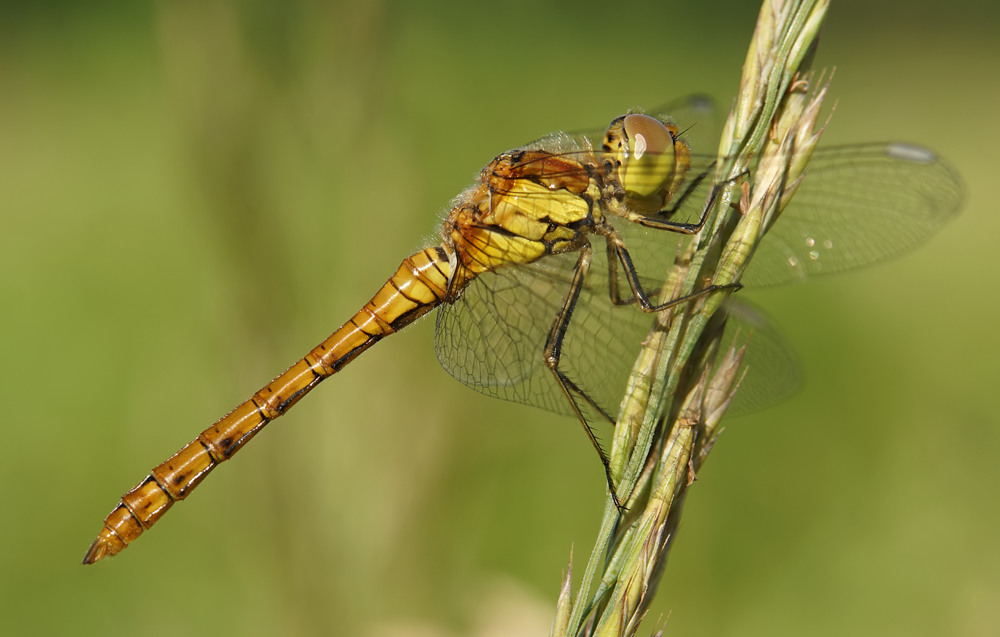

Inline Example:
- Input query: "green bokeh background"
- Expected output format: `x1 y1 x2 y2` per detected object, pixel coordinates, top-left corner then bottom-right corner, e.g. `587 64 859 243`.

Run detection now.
2 1 997 635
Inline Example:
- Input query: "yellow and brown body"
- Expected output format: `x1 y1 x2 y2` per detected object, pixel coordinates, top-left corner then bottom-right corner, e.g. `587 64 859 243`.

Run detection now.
82 146 601 563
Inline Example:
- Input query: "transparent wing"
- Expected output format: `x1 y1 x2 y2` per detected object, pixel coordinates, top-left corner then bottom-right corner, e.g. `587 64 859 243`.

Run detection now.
713 299 802 415
434 122 959 422
512 138 961 288
744 143 964 286
435 246 802 420
435 247 655 419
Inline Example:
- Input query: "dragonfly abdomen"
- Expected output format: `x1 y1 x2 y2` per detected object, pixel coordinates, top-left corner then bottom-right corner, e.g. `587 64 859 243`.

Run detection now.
82 246 453 564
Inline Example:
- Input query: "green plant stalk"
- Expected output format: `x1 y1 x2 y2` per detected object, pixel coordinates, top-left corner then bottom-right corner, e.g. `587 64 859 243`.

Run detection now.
554 1 830 635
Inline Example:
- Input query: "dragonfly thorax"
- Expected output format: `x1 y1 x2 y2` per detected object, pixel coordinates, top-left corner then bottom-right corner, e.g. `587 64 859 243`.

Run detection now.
603 113 691 216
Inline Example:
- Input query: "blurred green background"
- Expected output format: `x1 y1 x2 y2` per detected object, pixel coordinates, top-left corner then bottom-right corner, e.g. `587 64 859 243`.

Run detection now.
2 0 997 635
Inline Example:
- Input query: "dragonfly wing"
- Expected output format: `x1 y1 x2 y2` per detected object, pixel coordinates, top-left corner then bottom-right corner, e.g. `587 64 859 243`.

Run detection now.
435 255 564 414
435 248 660 420
744 143 963 286
436 260 802 423
712 299 802 415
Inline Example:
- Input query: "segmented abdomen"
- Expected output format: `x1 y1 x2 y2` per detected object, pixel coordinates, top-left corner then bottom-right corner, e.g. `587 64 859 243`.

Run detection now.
82 246 452 563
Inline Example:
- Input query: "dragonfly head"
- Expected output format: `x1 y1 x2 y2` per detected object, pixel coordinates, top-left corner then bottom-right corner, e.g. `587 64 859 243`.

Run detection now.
603 113 690 214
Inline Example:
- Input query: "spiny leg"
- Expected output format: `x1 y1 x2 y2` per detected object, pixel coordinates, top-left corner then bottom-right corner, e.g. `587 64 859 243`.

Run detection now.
541 242 625 510
543 170 748 509
606 169 750 306
612 166 750 234
606 237 637 307
604 228 742 311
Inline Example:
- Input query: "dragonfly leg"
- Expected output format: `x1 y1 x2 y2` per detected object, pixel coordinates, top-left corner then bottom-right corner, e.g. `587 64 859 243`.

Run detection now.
633 171 725 233
603 228 742 312
612 166 751 234
605 169 749 306
605 238 637 307
541 241 626 511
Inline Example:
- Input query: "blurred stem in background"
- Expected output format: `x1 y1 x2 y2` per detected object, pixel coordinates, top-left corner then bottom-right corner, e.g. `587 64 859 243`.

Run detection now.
552 1 829 634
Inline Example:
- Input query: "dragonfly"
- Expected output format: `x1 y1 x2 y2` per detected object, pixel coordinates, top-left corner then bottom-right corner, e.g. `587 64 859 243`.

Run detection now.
82 97 962 564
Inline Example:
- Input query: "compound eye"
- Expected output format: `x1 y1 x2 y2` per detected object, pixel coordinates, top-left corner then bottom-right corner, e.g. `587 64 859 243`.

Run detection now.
619 114 676 205
622 114 673 160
